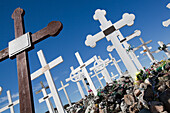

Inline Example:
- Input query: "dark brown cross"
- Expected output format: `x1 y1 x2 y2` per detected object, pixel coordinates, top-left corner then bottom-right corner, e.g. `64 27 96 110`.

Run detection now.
0 8 62 113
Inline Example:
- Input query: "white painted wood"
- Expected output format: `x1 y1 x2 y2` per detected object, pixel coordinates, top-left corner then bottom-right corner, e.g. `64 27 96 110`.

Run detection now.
36 50 65 113
91 71 104 88
90 56 112 84
42 88 56 113
70 66 89 94
8 32 31 58
0 91 19 113
60 81 72 106
76 81 85 98
66 66 86 99
75 52 97 96
7 90 14 113
85 9 138 79
31 56 63 80
108 53 123 76
111 72 119 80
117 30 144 71
39 93 53 103
36 82 56 113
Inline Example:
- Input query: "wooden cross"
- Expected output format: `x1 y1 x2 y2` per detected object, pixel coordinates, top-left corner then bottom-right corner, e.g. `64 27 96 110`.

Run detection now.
0 8 62 113
0 90 19 113
36 81 56 113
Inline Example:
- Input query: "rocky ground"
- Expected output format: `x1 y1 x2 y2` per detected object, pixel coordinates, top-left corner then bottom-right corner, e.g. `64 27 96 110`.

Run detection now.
65 59 170 113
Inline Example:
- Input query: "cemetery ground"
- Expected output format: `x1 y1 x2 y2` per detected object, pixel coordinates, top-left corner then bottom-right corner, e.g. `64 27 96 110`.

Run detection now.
64 59 170 113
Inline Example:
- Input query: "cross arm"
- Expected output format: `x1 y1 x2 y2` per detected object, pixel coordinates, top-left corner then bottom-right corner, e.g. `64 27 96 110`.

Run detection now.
133 40 152 51
0 21 63 62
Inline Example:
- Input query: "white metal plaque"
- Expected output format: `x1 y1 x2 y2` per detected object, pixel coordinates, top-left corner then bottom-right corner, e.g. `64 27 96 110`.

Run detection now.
8 32 31 58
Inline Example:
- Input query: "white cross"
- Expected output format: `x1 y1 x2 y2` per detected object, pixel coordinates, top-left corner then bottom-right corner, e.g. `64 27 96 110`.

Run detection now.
162 3 170 27
66 66 86 99
36 82 56 113
59 81 72 107
134 38 156 63
91 71 104 88
90 56 112 84
108 53 123 76
31 50 65 113
111 72 119 80
85 9 138 79
108 30 144 71
0 90 19 113
0 86 2 95
73 52 98 96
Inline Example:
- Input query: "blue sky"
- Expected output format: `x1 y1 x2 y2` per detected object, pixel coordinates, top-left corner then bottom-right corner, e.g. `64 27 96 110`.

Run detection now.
0 0 170 112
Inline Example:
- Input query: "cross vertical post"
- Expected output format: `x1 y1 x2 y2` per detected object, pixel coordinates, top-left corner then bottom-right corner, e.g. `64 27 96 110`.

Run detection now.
11 8 34 113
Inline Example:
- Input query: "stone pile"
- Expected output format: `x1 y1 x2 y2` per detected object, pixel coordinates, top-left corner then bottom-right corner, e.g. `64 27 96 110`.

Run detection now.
65 59 170 113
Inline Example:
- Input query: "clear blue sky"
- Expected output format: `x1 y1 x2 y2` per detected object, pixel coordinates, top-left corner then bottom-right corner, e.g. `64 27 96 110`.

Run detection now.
0 0 169 113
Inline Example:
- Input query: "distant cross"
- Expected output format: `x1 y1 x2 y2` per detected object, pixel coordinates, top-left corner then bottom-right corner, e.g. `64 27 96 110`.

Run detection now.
108 30 144 71
66 66 86 98
73 52 98 96
31 50 65 113
38 81 72 111
134 38 156 63
90 56 112 84
152 41 170 58
91 70 104 88
108 53 123 76
67 66 90 94
0 8 62 113
36 81 56 113
85 9 138 79
162 3 170 27
110 72 119 80
58 81 72 107
0 90 19 113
